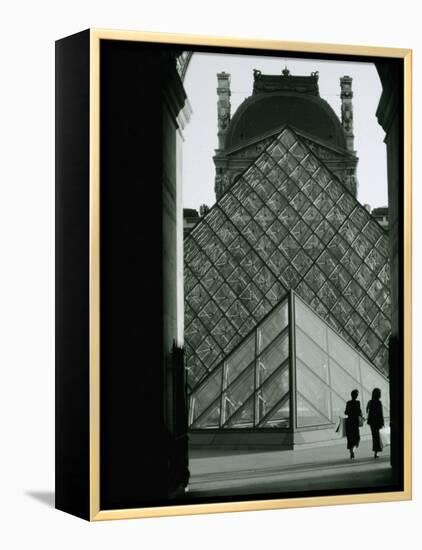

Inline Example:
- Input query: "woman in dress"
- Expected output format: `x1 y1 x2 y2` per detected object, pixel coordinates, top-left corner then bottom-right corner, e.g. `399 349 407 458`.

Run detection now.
344 389 363 459
366 387 385 458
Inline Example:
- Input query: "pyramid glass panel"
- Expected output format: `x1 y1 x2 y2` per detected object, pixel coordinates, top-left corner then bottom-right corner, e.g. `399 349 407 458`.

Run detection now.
191 401 221 430
295 297 326 350
329 358 363 404
221 365 255 425
259 396 290 428
223 334 255 388
188 292 389 434
186 127 391 428
257 301 288 353
295 329 329 383
188 296 291 429
359 357 390 414
256 333 289 386
189 366 222 425
297 393 331 428
293 294 390 429
255 364 290 424
223 397 254 429
296 360 332 423
331 391 348 422
327 330 360 380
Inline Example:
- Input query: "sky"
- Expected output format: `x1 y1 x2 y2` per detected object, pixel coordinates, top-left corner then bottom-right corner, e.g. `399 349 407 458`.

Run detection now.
182 52 388 212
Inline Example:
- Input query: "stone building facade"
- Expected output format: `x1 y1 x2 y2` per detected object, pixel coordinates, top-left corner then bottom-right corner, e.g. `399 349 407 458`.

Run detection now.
214 69 358 200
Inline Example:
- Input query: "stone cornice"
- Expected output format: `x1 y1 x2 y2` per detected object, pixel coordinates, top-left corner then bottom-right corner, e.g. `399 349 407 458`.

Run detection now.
375 62 401 136
162 55 191 130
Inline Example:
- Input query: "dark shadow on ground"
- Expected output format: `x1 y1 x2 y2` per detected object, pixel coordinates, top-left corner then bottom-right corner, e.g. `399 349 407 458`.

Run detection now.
186 440 393 499
25 491 55 508
187 459 393 498
189 447 280 458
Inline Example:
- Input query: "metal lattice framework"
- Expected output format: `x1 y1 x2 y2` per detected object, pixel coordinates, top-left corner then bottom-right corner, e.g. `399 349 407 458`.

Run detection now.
189 292 389 430
184 127 390 423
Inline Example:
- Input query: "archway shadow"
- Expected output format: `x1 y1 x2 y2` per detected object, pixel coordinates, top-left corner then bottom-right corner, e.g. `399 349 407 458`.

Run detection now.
25 491 55 508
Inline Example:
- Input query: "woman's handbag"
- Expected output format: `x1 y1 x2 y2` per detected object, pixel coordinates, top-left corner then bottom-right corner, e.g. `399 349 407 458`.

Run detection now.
358 415 365 427
379 426 391 447
335 416 347 437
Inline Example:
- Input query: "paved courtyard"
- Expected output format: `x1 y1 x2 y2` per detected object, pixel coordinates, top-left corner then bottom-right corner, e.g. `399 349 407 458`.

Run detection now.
187 437 392 498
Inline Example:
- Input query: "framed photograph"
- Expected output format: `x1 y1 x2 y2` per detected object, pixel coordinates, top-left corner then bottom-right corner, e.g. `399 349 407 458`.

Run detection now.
55 29 412 521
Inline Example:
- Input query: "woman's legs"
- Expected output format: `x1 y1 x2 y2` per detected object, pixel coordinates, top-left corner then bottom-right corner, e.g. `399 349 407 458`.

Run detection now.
347 428 359 458
371 425 382 457
347 433 354 458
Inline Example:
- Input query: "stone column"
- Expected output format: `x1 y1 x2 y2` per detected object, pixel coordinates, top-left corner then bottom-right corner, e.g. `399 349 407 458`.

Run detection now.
340 76 358 196
97 44 191 505
162 57 192 497
216 72 231 151
375 61 403 480
340 76 355 153
214 73 231 200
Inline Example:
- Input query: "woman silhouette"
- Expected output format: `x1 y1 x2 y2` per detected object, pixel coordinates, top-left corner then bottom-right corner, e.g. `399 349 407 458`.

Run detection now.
366 388 385 458
344 389 363 459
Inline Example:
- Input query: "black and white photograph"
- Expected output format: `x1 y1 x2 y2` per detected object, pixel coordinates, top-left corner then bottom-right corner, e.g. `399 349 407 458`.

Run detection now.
3 0 422 547
181 50 401 498
54 30 411 521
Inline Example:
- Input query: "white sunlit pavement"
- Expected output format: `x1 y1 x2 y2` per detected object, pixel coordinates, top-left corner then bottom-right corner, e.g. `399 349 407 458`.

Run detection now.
186 437 392 497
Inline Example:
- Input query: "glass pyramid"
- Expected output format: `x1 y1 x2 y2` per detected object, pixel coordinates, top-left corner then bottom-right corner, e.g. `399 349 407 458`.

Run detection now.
189 292 389 430
184 126 391 405
189 298 291 429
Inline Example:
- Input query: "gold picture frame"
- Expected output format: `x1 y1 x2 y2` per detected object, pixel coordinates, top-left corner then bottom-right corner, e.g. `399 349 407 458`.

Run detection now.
56 28 412 521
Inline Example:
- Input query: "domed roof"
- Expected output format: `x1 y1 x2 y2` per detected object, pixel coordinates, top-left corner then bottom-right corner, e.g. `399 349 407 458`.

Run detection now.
224 91 347 151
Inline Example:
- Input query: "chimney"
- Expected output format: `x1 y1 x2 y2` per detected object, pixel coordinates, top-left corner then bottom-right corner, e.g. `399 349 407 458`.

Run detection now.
340 75 355 153
216 72 231 150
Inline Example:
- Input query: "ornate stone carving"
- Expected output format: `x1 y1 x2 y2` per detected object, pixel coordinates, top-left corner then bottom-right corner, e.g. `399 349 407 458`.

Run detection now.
214 172 223 199
340 76 355 153
218 106 230 130
216 73 231 150
199 204 210 217
253 69 320 96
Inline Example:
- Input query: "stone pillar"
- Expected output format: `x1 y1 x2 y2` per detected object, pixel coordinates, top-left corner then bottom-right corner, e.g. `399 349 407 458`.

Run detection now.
340 76 355 153
375 61 403 481
216 72 231 151
162 58 191 497
97 44 191 506
340 76 358 196
214 73 231 200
